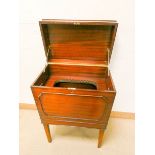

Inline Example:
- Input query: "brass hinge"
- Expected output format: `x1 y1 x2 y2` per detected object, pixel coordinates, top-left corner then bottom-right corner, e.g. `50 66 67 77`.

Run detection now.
107 48 110 76
44 46 51 72
46 45 52 59
73 22 80 25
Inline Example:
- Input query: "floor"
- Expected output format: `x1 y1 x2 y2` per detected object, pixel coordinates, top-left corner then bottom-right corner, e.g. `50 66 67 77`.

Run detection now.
19 110 135 155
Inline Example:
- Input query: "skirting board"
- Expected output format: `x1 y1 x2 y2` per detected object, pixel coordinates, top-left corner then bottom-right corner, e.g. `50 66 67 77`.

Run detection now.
19 103 135 120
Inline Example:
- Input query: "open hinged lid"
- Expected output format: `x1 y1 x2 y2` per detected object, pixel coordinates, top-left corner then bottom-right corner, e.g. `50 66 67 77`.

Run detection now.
39 19 118 67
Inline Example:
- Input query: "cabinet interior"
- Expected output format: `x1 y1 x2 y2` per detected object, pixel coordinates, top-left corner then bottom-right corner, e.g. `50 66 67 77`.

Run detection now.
33 64 115 91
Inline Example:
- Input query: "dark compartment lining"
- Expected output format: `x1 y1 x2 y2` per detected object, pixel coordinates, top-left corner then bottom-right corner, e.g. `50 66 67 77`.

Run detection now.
53 80 97 90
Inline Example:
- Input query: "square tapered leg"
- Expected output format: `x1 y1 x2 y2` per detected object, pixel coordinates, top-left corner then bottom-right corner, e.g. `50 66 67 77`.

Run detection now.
98 129 104 148
43 123 52 142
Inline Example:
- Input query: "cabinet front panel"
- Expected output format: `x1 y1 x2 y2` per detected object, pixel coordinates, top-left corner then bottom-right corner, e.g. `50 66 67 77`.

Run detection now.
39 92 109 121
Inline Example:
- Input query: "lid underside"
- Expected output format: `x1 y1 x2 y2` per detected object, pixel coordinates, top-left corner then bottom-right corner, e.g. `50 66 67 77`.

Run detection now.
39 19 118 65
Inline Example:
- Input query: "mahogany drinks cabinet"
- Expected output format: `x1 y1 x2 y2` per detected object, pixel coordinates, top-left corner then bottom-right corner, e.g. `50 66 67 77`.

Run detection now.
31 19 118 148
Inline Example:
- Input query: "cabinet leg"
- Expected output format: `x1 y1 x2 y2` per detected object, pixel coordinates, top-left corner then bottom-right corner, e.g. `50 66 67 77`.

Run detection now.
98 129 104 148
43 123 52 142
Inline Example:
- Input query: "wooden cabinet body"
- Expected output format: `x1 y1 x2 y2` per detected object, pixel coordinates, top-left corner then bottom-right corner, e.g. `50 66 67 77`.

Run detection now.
31 19 118 148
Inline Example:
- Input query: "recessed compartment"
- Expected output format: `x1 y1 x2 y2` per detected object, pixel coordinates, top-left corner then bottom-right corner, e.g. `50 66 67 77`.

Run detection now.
53 80 97 90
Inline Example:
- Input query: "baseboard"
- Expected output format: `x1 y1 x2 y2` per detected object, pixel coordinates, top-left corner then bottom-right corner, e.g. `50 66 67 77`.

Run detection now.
19 103 37 110
19 103 135 120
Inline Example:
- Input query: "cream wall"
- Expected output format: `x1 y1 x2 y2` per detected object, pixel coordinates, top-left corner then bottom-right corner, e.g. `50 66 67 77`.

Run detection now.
19 0 134 112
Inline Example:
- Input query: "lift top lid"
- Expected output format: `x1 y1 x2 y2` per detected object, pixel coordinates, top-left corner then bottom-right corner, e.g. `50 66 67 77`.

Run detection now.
39 19 118 66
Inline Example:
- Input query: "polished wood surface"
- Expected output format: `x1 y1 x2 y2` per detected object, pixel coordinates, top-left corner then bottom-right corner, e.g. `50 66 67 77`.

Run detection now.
39 92 107 120
31 19 118 148
39 19 118 63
